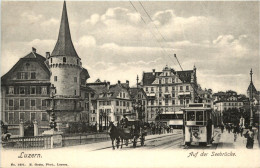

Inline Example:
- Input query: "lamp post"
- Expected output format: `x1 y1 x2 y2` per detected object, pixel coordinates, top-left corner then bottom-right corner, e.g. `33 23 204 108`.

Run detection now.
249 69 254 126
50 84 57 131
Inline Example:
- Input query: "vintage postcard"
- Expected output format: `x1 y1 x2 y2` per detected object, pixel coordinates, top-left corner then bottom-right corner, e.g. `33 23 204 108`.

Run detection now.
1 0 260 168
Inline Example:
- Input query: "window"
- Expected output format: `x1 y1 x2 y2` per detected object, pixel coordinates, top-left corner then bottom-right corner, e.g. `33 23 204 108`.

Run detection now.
42 99 47 106
74 77 77 83
8 112 14 124
127 102 129 107
120 92 122 97
74 90 77 95
123 109 126 113
8 86 14 95
120 101 122 106
30 86 36 95
9 99 14 107
54 76 57 81
19 112 25 121
20 99 25 107
51 58 53 63
172 99 175 105
180 86 183 91
31 72 36 79
116 101 119 106
19 86 25 95
159 100 162 105
146 87 148 92
159 93 162 97
165 86 168 92
151 100 154 105
186 99 189 105
180 99 183 105
172 92 175 98
172 86 175 91
151 87 154 92
42 113 48 121
165 99 169 105
41 86 47 95
186 86 189 91
31 99 36 107
123 101 126 106
17 72 28 79
159 79 162 84
30 112 36 121
159 87 162 92
165 78 168 84
172 78 175 83
123 93 125 98
63 57 66 63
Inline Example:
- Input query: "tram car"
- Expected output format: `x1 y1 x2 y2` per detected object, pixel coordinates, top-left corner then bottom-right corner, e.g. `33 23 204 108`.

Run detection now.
182 103 215 146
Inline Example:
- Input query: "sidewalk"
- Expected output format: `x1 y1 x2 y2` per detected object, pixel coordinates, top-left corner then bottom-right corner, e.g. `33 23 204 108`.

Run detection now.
218 130 259 150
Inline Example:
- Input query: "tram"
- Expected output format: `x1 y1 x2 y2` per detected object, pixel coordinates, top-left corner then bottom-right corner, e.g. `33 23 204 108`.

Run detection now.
182 103 215 146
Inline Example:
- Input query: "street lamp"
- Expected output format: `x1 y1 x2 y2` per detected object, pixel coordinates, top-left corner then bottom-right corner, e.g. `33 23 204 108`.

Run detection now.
50 84 57 130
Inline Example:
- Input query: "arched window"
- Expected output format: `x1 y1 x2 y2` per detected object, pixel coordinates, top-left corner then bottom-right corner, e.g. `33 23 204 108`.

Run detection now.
63 57 66 63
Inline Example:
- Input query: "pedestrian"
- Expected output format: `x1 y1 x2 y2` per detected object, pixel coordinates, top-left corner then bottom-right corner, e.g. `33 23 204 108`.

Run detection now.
240 125 244 137
228 124 231 133
233 124 240 142
221 124 224 133
244 126 255 149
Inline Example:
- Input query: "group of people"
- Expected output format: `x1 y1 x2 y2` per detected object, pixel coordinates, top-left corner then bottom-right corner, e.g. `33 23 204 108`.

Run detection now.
221 123 259 149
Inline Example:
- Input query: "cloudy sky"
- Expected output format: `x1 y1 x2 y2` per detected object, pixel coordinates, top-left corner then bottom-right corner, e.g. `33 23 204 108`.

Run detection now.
1 1 259 94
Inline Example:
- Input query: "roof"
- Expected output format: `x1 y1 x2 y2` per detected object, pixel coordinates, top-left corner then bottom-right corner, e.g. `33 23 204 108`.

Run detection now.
51 1 79 58
142 72 162 85
247 82 257 93
142 70 193 85
176 70 193 83
1 50 50 82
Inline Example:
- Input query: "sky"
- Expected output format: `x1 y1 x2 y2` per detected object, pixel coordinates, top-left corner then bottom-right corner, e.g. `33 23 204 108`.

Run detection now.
1 1 259 94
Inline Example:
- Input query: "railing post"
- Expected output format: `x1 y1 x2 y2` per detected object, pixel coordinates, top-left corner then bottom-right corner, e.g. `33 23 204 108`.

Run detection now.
33 120 38 136
19 121 24 137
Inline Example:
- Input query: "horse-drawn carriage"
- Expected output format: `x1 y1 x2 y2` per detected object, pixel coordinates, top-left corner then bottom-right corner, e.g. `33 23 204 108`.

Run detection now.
108 119 147 149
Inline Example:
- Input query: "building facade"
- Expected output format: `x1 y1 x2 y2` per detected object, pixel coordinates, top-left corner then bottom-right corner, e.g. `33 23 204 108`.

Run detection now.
140 65 198 128
87 80 133 130
1 2 92 135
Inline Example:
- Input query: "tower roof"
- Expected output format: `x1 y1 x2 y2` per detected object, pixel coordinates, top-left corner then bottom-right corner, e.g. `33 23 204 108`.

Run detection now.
247 82 257 93
51 1 79 58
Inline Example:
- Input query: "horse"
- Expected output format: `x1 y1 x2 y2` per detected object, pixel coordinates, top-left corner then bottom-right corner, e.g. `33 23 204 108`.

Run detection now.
108 121 120 150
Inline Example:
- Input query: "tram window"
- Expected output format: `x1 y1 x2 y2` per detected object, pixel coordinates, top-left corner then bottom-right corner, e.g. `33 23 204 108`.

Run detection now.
187 111 195 121
196 111 203 121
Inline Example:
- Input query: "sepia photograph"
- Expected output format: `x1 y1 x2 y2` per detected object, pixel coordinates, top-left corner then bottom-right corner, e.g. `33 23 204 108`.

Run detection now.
1 0 260 167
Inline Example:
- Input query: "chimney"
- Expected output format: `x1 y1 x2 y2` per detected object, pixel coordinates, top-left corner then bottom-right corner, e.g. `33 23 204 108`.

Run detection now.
126 80 129 85
46 52 50 59
118 80 121 84
152 69 155 75
32 47 36 53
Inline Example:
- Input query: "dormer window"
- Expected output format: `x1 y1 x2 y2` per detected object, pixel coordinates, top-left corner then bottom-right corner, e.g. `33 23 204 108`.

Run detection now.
63 57 66 63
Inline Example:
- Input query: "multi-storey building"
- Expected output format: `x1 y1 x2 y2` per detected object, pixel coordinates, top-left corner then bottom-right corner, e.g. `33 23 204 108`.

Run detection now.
1 2 92 135
140 65 198 128
213 91 248 114
87 80 133 130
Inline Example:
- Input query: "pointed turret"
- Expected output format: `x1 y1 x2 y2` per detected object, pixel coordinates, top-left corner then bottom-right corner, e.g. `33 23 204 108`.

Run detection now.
51 1 79 58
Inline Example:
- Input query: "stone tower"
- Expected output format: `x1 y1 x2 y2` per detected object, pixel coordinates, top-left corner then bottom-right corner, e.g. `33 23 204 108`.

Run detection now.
48 1 82 97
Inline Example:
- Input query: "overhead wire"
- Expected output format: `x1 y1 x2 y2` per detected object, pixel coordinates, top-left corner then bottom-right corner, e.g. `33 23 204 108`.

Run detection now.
129 1 177 67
